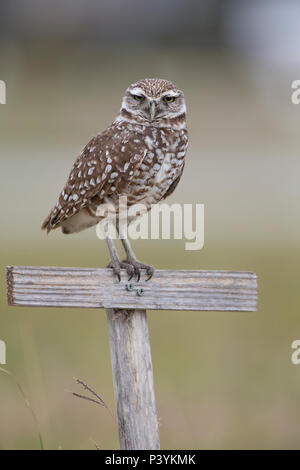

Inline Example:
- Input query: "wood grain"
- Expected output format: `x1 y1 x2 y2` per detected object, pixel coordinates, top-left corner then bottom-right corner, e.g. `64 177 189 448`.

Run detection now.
7 266 257 311
6 264 258 449
106 308 160 450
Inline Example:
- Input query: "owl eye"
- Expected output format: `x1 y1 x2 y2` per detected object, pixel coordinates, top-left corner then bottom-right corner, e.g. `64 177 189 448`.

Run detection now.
133 95 144 101
163 96 175 103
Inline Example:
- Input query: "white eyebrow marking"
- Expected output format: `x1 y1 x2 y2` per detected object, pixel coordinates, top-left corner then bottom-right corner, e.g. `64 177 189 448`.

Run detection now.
129 87 145 96
161 90 180 97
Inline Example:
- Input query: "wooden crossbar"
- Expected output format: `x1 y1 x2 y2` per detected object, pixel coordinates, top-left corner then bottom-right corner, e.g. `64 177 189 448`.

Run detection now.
6 265 257 450
6 266 257 312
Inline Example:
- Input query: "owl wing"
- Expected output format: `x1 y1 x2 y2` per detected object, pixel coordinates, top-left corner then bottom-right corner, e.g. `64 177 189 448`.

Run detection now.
161 162 185 201
41 126 147 232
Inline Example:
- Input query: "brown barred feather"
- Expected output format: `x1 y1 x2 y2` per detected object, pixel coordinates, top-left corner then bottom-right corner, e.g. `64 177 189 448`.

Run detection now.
41 78 188 235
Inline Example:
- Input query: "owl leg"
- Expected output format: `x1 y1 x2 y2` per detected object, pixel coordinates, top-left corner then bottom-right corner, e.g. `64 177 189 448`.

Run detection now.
105 224 135 282
105 236 121 282
120 236 154 282
105 227 136 319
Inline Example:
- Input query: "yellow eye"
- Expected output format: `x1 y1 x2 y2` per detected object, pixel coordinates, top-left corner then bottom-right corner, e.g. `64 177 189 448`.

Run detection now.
133 95 144 101
164 96 175 103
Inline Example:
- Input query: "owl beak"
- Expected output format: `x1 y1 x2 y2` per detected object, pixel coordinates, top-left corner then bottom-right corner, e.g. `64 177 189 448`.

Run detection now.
149 101 156 121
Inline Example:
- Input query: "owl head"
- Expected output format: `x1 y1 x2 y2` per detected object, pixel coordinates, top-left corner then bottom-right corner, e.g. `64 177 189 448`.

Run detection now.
121 78 186 124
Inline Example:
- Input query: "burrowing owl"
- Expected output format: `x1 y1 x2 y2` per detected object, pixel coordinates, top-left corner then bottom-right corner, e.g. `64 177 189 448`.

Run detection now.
42 78 188 281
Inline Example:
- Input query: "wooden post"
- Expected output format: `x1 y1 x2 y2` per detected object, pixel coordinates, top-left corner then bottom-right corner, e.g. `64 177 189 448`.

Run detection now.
6 266 257 450
106 309 159 450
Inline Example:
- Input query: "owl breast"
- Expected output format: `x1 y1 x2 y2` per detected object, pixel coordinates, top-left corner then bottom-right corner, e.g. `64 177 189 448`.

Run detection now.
125 126 188 209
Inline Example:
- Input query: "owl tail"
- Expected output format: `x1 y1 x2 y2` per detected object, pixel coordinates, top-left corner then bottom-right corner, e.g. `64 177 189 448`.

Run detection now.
41 213 52 233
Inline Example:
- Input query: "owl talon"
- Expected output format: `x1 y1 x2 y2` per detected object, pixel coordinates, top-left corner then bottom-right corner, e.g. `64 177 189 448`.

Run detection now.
106 260 123 282
107 259 137 282
121 259 154 282
123 264 135 280
146 271 154 281
135 269 141 282
144 265 154 281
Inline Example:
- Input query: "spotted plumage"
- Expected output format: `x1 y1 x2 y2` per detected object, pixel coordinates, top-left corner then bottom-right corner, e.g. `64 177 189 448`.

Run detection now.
42 78 188 280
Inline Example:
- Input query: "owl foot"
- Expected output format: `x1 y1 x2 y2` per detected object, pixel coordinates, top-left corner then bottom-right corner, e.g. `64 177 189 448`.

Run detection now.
121 259 154 282
106 260 135 282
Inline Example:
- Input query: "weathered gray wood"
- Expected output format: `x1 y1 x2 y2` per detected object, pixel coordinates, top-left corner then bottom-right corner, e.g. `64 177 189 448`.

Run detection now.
6 266 257 311
6 264 258 450
106 308 160 450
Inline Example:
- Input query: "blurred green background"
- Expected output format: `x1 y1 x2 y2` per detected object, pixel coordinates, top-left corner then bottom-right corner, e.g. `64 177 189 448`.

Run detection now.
1 0 300 450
